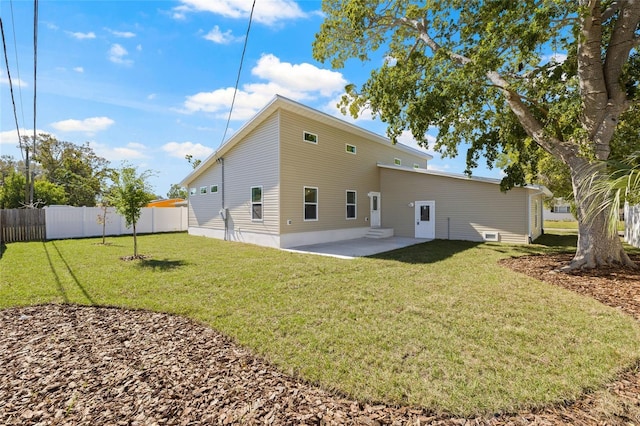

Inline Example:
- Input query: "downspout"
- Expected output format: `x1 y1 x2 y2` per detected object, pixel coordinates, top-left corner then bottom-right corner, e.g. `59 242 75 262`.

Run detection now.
218 157 227 241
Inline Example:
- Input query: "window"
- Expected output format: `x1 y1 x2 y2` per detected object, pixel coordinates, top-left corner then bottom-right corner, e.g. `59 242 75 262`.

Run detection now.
304 187 318 221
189 188 196 196
394 158 401 166
414 163 420 169
303 131 318 144
210 185 218 194
346 190 356 219
251 186 263 221
346 144 356 154
200 186 207 195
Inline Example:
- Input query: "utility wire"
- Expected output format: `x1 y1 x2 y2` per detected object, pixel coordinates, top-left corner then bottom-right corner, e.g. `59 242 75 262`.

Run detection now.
10 0 27 131
0 18 23 150
31 0 39 204
220 0 256 145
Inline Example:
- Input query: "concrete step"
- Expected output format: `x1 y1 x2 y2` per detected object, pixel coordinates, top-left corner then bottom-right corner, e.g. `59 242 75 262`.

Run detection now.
364 228 394 239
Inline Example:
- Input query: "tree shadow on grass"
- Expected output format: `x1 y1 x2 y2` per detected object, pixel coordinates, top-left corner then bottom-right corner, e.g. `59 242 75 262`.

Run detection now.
368 239 482 264
0 243 5 260
136 258 188 271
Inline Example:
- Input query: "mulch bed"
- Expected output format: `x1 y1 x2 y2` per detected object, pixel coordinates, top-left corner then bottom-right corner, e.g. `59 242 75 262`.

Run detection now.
1 254 640 425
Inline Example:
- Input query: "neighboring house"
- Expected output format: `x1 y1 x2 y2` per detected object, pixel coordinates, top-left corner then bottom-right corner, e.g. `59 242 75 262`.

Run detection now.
181 95 551 249
147 198 186 208
544 197 575 222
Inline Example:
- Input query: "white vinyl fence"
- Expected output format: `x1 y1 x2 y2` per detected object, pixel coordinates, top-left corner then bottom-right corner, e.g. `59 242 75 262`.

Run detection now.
625 203 640 248
45 206 188 240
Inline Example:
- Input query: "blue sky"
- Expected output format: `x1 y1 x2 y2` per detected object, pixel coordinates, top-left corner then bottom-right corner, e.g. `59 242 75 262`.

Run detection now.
1 0 501 197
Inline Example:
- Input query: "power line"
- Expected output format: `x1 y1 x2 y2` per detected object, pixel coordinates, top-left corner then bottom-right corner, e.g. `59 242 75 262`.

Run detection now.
9 0 27 131
31 0 38 204
0 17 23 150
220 0 256 145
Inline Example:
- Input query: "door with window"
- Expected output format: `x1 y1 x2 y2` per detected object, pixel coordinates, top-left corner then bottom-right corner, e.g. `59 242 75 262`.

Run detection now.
415 201 435 238
369 192 381 228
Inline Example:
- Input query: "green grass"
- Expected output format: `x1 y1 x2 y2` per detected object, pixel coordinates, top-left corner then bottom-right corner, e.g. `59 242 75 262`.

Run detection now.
1 232 639 416
544 220 626 232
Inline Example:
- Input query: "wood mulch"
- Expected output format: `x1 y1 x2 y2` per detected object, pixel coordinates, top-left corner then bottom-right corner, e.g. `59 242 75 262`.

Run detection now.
1 254 640 425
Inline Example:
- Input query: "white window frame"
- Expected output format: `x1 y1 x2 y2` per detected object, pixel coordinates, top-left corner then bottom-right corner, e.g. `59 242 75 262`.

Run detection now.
189 188 197 196
200 186 207 195
346 190 357 220
303 186 318 222
413 163 420 169
394 158 402 166
210 184 218 194
303 131 318 144
346 144 357 154
251 186 263 222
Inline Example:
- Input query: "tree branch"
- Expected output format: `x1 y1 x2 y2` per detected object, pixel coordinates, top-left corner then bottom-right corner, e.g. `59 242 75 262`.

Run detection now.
601 1 621 21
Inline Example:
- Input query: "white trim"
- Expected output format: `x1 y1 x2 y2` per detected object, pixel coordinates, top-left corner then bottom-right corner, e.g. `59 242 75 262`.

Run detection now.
346 143 357 154
210 184 219 194
189 187 197 196
199 186 207 195
304 186 319 222
346 190 357 220
303 131 318 144
251 185 263 222
394 158 402 166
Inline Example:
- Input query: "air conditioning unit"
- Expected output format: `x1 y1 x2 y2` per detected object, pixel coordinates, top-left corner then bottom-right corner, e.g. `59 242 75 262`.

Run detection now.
483 231 499 242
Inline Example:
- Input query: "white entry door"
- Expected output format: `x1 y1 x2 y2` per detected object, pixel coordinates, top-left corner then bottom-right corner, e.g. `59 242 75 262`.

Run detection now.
415 201 435 238
369 192 381 228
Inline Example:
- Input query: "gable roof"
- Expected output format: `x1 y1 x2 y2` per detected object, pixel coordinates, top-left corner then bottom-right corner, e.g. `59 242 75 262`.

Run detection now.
181 95 433 186
377 163 553 197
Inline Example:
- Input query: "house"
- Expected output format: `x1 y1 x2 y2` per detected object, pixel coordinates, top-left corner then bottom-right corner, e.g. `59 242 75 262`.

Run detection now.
180 95 551 249
147 198 186 208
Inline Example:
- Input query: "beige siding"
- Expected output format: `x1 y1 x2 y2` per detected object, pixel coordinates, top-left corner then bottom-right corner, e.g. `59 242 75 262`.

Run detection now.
187 164 223 228
188 112 280 235
278 109 427 234
380 168 531 243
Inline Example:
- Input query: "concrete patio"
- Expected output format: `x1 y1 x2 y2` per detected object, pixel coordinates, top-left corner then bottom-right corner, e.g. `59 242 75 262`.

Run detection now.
285 237 432 259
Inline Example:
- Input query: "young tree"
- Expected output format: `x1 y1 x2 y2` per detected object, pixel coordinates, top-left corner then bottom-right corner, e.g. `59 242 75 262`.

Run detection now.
107 165 155 258
313 0 640 270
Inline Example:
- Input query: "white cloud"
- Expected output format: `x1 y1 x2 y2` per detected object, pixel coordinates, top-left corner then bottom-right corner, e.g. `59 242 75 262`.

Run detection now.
90 141 148 161
73 67 84 73
45 22 59 30
51 117 114 133
544 53 568 64
67 31 96 40
0 128 49 145
181 54 347 119
108 44 133 65
147 93 157 100
252 54 346 97
136 44 142 52
396 130 437 154
161 141 214 159
203 26 242 44
174 0 307 26
107 29 136 38
0 76 28 88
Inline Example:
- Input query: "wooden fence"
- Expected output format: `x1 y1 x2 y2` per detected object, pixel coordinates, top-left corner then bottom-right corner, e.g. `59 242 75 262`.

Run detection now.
0 209 47 243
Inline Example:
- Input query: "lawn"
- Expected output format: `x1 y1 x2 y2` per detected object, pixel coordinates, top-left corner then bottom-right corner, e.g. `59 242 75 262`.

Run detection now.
1 233 639 417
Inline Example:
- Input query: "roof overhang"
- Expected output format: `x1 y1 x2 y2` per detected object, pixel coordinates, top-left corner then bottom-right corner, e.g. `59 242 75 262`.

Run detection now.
181 95 433 186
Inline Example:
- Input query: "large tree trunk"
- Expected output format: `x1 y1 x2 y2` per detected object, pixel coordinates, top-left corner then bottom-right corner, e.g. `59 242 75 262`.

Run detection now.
564 161 637 270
